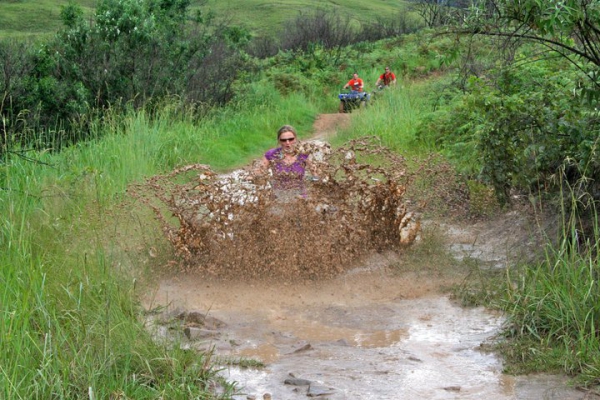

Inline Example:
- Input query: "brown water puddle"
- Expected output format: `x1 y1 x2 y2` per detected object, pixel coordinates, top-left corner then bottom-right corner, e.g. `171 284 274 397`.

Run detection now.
144 252 588 400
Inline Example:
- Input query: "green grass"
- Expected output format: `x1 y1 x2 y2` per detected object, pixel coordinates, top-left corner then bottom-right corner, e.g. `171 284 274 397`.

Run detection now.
0 78 325 397
203 0 408 35
2 5 600 392
497 188 600 386
0 0 96 39
0 0 410 39
335 80 434 155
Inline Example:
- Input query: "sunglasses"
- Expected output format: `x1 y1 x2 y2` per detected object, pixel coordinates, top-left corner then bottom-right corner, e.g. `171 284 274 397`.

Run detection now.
279 137 295 142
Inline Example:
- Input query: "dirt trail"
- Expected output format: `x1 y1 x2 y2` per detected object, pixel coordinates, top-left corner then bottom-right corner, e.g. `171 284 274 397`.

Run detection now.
310 113 351 140
143 115 590 400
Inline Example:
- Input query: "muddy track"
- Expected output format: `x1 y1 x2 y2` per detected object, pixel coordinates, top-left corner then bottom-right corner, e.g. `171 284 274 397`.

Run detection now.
310 113 351 140
143 115 588 400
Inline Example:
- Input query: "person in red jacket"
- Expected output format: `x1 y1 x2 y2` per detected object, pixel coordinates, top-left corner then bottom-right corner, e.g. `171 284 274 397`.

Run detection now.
375 66 397 88
343 72 364 92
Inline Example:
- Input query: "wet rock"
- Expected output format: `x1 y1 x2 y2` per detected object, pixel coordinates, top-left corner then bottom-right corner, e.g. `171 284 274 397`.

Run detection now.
334 339 350 346
373 370 390 375
184 326 219 341
284 377 312 386
307 384 336 397
184 311 227 329
443 386 461 392
213 341 233 351
292 343 313 353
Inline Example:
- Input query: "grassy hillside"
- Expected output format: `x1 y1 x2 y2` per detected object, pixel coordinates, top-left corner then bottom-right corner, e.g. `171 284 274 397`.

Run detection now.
0 0 96 39
0 0 408 39
203 0 407 36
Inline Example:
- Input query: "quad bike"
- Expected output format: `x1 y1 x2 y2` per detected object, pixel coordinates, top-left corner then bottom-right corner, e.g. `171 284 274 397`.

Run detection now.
338 90 370 113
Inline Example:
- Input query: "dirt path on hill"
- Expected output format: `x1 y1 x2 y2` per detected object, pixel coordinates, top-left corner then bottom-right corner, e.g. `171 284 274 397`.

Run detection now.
310 113 351 140
143 115 591 400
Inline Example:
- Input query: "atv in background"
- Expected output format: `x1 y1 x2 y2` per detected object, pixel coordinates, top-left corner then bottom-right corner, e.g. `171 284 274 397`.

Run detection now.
338 90 370 113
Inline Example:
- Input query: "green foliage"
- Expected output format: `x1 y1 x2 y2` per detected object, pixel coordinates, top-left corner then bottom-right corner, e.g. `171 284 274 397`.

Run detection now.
501 200 600 382
463 0 600 80
416 53 600 205
1 0 256 155
0 175 224 398
0 78 325 396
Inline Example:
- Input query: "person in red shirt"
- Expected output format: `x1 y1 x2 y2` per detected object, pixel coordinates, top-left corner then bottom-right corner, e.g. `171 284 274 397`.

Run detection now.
343 72 364 92
375 66 397 88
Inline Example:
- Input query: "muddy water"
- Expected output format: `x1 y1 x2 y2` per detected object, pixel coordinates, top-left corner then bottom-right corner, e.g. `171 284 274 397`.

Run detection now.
144 253 587 400
139 119 587 398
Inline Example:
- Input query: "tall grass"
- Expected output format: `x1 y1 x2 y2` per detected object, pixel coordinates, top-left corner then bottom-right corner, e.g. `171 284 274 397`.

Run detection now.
0 81 321 398
500 180 600 386
332 79 436 155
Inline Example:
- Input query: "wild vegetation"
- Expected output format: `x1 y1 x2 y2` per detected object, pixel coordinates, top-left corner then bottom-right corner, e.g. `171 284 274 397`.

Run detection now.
2 0 600 397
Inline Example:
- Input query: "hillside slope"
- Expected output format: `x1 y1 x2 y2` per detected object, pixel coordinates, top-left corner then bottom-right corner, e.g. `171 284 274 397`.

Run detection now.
0 0 408 39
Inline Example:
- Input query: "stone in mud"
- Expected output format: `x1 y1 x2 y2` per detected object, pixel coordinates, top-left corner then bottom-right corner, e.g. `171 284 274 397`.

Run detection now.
307 384 336 397
443 386 461 391
291 343 313 353
284 377 312 386
184 311 227 329
183 326 220 341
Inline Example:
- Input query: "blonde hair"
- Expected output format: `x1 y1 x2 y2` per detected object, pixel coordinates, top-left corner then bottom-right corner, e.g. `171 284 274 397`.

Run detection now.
277 125 297 140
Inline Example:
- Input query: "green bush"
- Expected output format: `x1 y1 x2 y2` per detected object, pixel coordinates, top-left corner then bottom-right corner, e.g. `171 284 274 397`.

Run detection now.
1 0 254 156
416 54 600 205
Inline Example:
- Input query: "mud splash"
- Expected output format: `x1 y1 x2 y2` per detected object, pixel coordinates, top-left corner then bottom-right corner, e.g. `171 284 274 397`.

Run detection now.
137 117 588 399
132 136 420 280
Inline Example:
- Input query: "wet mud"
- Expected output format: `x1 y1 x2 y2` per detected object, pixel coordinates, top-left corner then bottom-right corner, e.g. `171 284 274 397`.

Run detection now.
139 115 591 399
145 251 589 400
131 136 421 280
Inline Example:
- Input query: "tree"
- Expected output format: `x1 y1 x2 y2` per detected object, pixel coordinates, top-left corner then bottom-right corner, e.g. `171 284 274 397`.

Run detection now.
414 0 466 28
461 0 600 86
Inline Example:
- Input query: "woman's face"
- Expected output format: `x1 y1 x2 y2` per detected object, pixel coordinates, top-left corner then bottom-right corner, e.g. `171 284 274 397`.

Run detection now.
278 131 296 153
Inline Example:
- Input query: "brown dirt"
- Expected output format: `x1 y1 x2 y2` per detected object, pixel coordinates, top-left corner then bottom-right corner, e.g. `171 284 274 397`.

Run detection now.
310 113 351 139
141 114 586 400
134 115 419 281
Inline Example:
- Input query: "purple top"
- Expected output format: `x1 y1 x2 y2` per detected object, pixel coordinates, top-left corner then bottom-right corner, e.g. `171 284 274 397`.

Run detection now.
264 147 309 192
